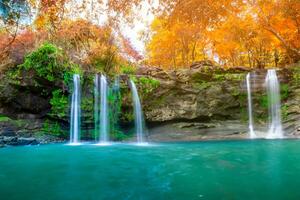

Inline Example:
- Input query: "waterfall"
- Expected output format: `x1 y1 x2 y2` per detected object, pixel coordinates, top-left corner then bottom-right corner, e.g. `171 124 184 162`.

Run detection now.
70 74 81 144
246 73 257 138
129 79 145 143
99 75 109 143
265 69 283 139
94 74 100 141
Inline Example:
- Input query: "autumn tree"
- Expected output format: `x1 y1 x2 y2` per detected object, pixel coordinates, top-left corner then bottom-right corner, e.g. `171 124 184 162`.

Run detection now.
121 36 143 62
0 0 33 70
147 17 207 68
249 0 300 63
146 0 300 68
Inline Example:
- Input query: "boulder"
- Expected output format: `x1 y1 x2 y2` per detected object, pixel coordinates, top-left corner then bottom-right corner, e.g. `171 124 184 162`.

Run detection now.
190 60 215 69
3 136 18 145
17 137 39 146
143 75 242 122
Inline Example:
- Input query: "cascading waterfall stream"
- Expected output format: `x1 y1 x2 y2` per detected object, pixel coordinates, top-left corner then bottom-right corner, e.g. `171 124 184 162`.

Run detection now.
265 69 283 139
246 73 257 138
94 74 100 141
99 75 109 143
70 74 81 144
129 79 146 143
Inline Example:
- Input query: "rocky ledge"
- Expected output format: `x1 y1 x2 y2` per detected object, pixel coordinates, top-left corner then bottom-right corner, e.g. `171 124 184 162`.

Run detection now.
0 61 299 144
0 121 65 148
0 135 65 148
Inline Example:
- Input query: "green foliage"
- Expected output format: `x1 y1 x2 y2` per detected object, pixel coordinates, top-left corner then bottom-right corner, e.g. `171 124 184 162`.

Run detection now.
260 94 269 109
42 120 66 137
212 73 245 82
90 51 118 75
281 104 289 121
133 76 160 94
122 111 134 122
20 43 62 81
240 107 248 123
108 82 124 141
291 63 300 84
120 65 136 75
280 84 289 100
13 119 27 128
0 114 11 122
193 81 212 90
63 64 82 86
18 43 82 85
81 98 93 112
231 88 241 97
111 130 131 141
49 89 68 118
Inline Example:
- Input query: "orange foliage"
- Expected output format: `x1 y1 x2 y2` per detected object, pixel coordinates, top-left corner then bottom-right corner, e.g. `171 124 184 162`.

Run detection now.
1 0 299 70
121 37 143 62
0 29 46 65
34 0 67 30
147 0 300 68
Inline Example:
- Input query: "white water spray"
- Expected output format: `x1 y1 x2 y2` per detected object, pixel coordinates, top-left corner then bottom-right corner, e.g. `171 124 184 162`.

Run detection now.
129 79 145 143
70 74 81 144
265 69 283 139
246 73 257 138
94 74 100 141
99 75 109 143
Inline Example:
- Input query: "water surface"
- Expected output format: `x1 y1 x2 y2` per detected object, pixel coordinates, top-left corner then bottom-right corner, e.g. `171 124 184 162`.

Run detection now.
0 140 300 199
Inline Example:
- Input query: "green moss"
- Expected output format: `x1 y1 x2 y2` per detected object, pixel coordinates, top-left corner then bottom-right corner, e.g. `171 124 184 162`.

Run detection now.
0 114 11 122
260 94 269 109
280 84 290 100
213 73 245 82
149 95 166 107
191 72 212 82
122 111 134 122
81 98 93 115
42 120 67 137
120 65 136 75
281 104 289 121
240 107 248 123
111 130 132 141
132 76 160 95
232 88 241 97
237 93 247 105
291 63 300 84
193 81 212 90
13 120 27 128
108 84 123 140
49 89 68 118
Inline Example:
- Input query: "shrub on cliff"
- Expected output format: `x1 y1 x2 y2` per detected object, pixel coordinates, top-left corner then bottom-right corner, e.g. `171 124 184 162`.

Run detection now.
19 42 80 83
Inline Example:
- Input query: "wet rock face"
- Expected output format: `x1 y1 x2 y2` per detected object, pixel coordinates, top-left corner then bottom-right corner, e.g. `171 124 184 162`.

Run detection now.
0 74 52 118
138 67 245 123
0 127 16 137
0 136 38 146
0 134 65 147
147 121 249 142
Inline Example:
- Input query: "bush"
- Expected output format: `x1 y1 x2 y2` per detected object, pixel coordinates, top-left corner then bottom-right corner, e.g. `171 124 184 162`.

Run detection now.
0 114 11 122
42 120 67 137
19 42 80 83
135 76 160 94
49 89 68 118
120 65 136 74
280 84 289 100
